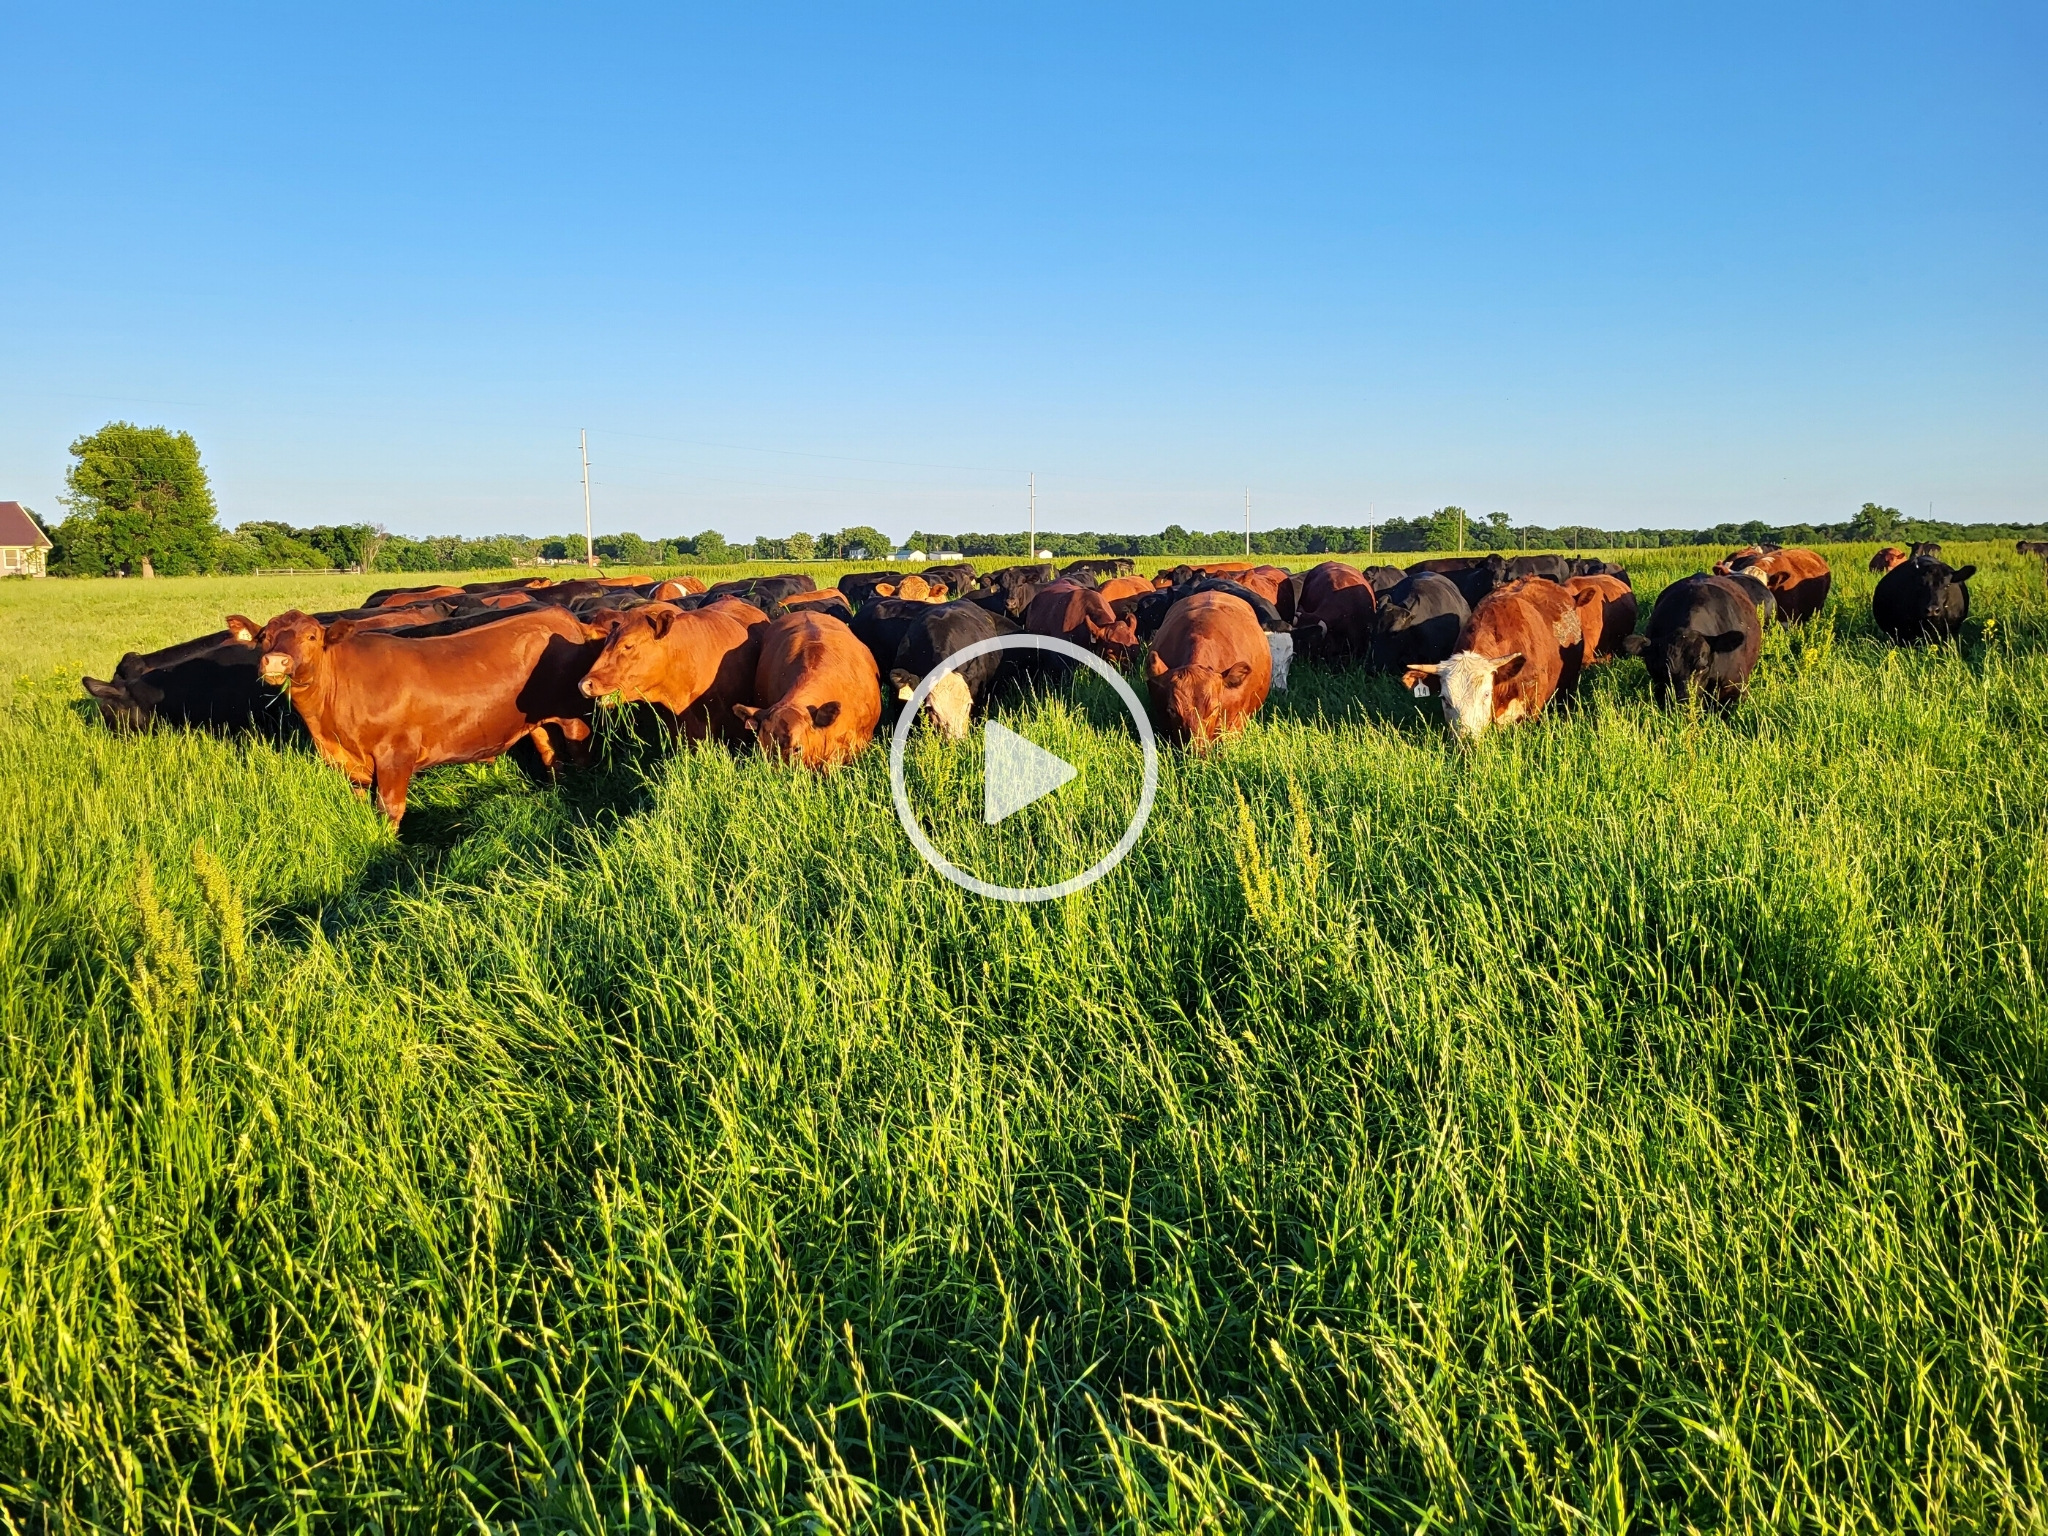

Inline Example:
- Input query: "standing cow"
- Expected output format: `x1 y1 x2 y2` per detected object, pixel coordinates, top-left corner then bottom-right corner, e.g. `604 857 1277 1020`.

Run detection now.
731 612 882 768
1873 557 1975 644
1369 572 1469 675
576 598 768 742
1716 547 1831 623
1400 579 1584 739
886 602 1020 740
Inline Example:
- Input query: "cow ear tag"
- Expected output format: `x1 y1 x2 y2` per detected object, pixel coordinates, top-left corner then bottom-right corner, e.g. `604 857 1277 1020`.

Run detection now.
1412 682 1431 698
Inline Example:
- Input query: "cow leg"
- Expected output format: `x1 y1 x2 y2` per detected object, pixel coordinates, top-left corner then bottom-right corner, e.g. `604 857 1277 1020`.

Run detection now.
525 726 561 775
556 718 595 765
372 752 417 827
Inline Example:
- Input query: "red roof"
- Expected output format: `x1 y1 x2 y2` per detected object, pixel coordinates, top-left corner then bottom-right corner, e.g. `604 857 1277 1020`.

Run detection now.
0 502 51 548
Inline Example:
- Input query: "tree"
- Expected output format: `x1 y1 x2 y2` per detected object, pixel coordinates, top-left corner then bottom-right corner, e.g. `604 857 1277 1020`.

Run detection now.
54 422 220 576
1850 502 1902 540
831 525 892 561
1420 507 1469 551
694 530 729 563
785 531 817 561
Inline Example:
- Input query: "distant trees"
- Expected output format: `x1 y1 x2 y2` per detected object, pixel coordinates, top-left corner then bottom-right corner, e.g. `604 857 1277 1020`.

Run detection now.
1850 502 1903 540
52 422 220 576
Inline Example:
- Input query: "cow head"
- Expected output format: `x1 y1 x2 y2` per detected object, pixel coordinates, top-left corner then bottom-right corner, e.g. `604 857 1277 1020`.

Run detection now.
579 605 679 699
889 667 975 739
1088 614 1141 667
1909 562 1974 624
1653 627 1748 702
82 675 156 731
732 699 842 760
1869 547 1908 574
1145 654 1255 745
1402 650 1524 740
257 611 328 686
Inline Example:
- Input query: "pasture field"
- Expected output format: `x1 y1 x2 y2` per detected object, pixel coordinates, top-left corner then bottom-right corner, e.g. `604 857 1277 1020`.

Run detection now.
1 544 2045 1532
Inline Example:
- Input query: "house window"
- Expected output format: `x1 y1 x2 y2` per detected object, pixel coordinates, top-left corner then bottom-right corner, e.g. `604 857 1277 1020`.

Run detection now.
3 549 17 570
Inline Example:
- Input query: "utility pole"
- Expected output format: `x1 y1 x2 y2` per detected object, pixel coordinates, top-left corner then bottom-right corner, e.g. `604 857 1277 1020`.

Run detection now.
580 429 595 567
1244 486 1251 557
1369 501 1376 555
1458 507 1466 553
1029 471 1036 560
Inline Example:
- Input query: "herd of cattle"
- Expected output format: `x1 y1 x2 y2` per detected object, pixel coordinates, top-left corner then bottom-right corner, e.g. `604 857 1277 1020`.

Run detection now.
79 540 2003 825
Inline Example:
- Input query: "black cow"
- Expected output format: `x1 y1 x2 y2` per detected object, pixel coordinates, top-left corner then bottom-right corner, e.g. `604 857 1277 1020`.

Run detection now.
2018 540 2048 557
921 563 981 599
1121 578 1289 640
885 603 1021 739
1716 569 1778 625
1621 574 1763 709
1909 542 1943 561
1406 553 1508 606
850 597 943 678
837 571 903 608
1059 557 1135 583
1368 572 1470 674
706 573 818 605
972 563 1051 618
84 627 296 737
1361 565 1407 594
1567 557 1630 583
1873 557 1975 644
1504 554 1572 583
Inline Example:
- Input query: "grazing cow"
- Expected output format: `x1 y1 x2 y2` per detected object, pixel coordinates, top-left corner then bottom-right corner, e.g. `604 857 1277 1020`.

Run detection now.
1408 553 1509 606
1566 558 1630 582
1401 580 1583 739
1716 569 1778 624
1716 546 1831 623
838 571 904 608
1145 592 1272 746
886 602 1020 739
1024 580 1140 663
1621 575 1763 709
1299 561 1368 614
1505 553 1572 583
1059 557 1136 583
1229 565 1296 619
1868 546 1909 574
921 563 981 599
1566 574 1639 665
1123 578 1288 640
1369 572 1470 674
1094 575 1156 605
1910 542 1943 560
576 598 768 741
2017 540 2048 558
872 573 947 603
731 612 881 767
706 573 818 606
850 596 945 677
1873 557 1976 644
1296 584 1377 663
1362 565 1408 594
780 589 857 623
256 606 599 825
83 623 288 736
372 585 465 607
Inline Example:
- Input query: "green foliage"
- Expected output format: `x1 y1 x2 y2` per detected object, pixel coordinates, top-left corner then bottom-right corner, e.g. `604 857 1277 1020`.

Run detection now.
52 422 220 575
825 525 892 561
594 531 653 564
0 546 2043 1528
693 530 729 563
750 535 789 561
1853 501 1905 540
784 531 817 561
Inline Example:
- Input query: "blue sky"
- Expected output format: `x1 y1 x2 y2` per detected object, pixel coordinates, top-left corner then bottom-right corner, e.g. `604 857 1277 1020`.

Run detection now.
2 3 2041 541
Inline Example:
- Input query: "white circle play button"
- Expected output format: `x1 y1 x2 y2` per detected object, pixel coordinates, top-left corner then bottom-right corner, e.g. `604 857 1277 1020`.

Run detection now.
889 634 1158 902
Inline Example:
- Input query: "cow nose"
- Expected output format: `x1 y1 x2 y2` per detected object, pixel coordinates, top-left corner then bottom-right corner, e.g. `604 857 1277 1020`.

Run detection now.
578 677 597 697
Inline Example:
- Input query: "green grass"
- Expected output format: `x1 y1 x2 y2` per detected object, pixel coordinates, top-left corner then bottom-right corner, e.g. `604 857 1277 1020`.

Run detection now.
1 545 2044 1532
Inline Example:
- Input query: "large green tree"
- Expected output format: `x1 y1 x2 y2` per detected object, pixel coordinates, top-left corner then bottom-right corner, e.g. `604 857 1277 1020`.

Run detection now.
1850 502 1903 540
53 422 220 575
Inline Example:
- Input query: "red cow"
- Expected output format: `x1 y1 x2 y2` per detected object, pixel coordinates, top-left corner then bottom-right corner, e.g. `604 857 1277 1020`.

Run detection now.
1868 547 1908 574
256 606 598 826
1023 580 1140 664
577 598 768 742
1402 579 1588 738
1716 546 1832 623
1095 575 1155 605
1145 592 1273 745
731 612 881 767
1299 561 1367 614
1566 574 1639 666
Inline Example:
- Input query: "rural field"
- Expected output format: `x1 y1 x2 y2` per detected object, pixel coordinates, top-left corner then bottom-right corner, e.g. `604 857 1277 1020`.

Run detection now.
1 543 2045 1532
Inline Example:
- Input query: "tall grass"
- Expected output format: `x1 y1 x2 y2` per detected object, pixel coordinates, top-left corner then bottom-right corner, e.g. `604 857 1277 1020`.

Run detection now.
0 545 2044 1531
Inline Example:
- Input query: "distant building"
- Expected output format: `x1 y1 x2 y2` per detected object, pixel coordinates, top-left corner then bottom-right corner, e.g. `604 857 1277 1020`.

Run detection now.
845 545 870 561
0 502 51 576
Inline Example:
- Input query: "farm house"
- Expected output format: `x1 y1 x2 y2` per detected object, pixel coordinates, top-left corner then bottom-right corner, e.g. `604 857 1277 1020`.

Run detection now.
0 502 50 576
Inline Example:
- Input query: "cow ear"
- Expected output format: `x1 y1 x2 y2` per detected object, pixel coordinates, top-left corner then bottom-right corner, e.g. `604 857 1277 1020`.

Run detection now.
321 621 354 645
647 606 678 637
1955 565 1976 581
731 704 761 730
581 622 612 642
82 676 125 702
1222 661 1253 688
1491 652 1526 682
1621 634 1649 657
874 583 896 597
808 701 842 730
1145 649 1168 678
1710 630 1749 652
224 614 258 641
1401 665 1440 695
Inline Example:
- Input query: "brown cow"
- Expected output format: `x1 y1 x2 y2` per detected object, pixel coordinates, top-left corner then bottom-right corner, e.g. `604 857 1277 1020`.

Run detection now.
731 612 881 767
1145 592 1272 746
1094 575 1155 605
1868 546 1909 574
1299 584 1377 661
1299 561 1368 614
374 585 465 607
1402 579 1587 738
1716 546 1832 623
256 606 598 826
577 598 768 742
651 576 709 600
1023 580 1140 664
1566 574 1638 666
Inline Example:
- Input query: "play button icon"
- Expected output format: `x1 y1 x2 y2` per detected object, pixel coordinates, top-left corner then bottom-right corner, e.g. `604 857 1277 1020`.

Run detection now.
982 719 1077 824
888 633 1158 902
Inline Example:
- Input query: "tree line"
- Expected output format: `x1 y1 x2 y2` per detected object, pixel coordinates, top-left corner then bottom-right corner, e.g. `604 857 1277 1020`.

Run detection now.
36 422 2048 576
